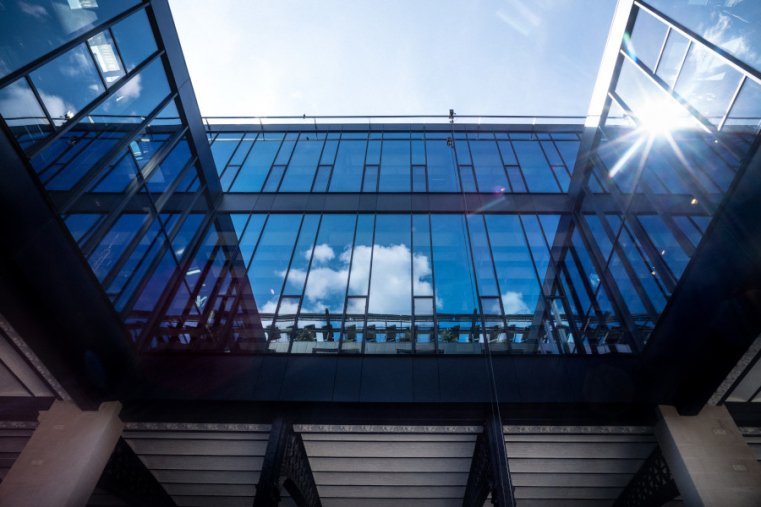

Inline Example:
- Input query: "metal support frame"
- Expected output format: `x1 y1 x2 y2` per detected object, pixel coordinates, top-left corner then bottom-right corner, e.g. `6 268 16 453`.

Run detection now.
97 437 177 507
463 413 516 507
254 418 321 507
612 445 679 507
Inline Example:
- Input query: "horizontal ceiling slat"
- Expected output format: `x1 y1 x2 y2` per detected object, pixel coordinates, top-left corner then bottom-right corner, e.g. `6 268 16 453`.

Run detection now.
151 470 257 485
504 442 655 459
123 431 270 440
313 471 468 486
504 434 655 443
309 457 471 473
301 433 477 442
164 483 256 497
509 458 644 473
320 499 461 507
515 486 623 499
317 485 465 499
172 495 253 507
139 455 263 471
511 472 632 487
304 441 474 458
127 438 267 456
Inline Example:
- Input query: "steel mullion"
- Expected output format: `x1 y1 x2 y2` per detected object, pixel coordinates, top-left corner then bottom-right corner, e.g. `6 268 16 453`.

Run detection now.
652 26 671 75
718 76 746 132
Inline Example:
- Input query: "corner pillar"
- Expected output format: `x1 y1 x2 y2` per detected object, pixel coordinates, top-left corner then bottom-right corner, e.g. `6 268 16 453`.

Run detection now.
462 412 516 507
0 400 124 507
656 405 761 506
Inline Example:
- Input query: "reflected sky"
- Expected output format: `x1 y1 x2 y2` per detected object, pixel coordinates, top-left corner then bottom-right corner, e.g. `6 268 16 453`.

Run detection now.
168 0 617 116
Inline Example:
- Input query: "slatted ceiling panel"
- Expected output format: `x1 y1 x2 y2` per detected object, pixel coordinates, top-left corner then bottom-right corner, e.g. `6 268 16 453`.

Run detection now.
0 427 35 483
300 426 478 507
505 427 656 507
123 425 270 507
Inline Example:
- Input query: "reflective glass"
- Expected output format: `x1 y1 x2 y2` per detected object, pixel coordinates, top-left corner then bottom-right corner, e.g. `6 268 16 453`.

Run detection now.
91 151 139 192
0 78 51 141
274 140 296 165
231 139 280 191
280 139 323 191
237 215 267 267
263 166 285 191
0 0 139 79
379 141 411 192
329 140 365 191
348 215 374 296
88 58 171 123
430 215 477 314
368 215 412 315
412 215 433 297
64 213 103 245
302 215 356 314
675 43 743 124
655 30 689 88
30 44 104 125
725 78 761 135
107 217 162 297
647 0 761 73
426 140 460 192
88 213 147 282
626 9 668 71
284 215 320 295
45 134 121 190
130 133 170 169
513 141 559 192
87 31 125 86
248 215 302 313
467 215 498 297
637 215 691 278
145 139 191 193
506 167 526 192
312 165 331 192
211 134 242 171
110 9 158 72
470 140 509 192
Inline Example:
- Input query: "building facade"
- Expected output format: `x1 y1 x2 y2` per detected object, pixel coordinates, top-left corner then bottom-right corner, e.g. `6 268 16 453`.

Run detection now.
1 1 761 506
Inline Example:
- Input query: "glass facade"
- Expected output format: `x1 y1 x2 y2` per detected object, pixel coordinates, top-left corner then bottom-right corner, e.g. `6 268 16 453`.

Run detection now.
1 1 760 361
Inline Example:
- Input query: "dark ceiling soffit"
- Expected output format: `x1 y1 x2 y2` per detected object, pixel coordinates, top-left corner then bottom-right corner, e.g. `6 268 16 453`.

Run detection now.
0 127 138 410
641 138 761 415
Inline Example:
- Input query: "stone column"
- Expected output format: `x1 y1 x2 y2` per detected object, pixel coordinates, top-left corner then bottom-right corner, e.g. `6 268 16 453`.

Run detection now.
0 400 123 507
656 405 761 507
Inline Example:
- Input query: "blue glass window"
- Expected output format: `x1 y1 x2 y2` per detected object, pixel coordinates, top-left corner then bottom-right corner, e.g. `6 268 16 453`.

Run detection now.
0 78 51 142
626 10 668 71
467 215 498 297
470 140 508 192
110 9 158 72
303 215 356 313
284 215 320 295
329 140 366 192
280 139 323 191
87 30 125 86
231 139 280 192
248 215 302 313
88 213 147 282
92 151 139 192
30 44 104 125
145 139 191 193
368 215 412 315
211 134 242 172
426 140 460 192
513 141 559 193
430 215 477 314
379 141 411 192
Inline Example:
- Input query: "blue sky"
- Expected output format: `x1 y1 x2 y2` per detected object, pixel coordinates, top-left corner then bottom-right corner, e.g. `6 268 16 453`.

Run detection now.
168 0 617 118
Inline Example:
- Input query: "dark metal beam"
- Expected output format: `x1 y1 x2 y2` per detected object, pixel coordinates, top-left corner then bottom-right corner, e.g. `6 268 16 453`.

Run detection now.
254 418 321 507
612 445 679 507
463 412 516 507
97 437 177 507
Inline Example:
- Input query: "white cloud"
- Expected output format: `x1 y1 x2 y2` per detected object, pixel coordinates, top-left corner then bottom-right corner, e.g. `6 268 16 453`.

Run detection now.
502 291 531 315
38 91 74 120
307 243 335 263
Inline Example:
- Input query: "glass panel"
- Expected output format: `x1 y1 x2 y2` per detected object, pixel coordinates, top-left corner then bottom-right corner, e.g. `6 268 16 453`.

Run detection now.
626 9 668 71
64 213 103 245
145 138 191 193
507 167 526 192
91 150 139 192
379 140 411 192
0 77 51 142
725 78 761 135
107 217 162 296
365 140 381 165
302 214 356 314
485 215 541 320
247 214 302 313
284 215 320 295
87 30 125 86
0 0 140 79
231 138 280 191
274 140 296 165
513 141 559 192
470 140 509 193
280 139 323 191
656 30 690 88
348 215 374 296
637 215 691 278
329 140 365 191
110 9 158 72
312 165 331 192
88 213 147 282
467 215 498 297
263 165 285 191
412 215 434 298
237 215 267 267
647 0 761 73
460 166 476 192
362 166 378 192
30 44 104 125
45 134 121 191
426 140 460 192
368 215 412 317
211 134 242 171
412 165 426 192
675 43 743 124
430 215 477 315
